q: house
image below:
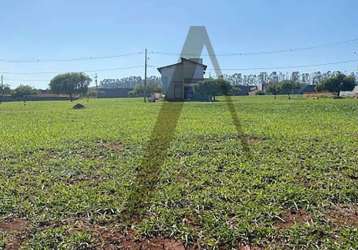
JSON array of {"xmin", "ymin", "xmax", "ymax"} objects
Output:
[
  {"xmin": 157, "ymin": 58, "xmax": 207, "ymax": 101},
  {"xmin": 96, "ymin": 88, "xmax": 133, "ymax": 98},
  {"xmin": 228, "ymin": 85, "xmax": 258, "ymax": 96},
  {"xmin": 298, "ymin": 84, "xmax": 316, "ymax": 94},
  {"xmin": 340, "ymin": 86, "xmax": 358, "ymax": 97}
]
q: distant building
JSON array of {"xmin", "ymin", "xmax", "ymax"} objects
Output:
[
  {"xmin": 157, "ymin": 57, "xmax": 207, "ymax": 100},
  {"xmin": 100, "ymin": 78, "xmax": 138, "ymax": 89},
  {"xmin": 299, "ymin": 84, "xmax": 316, "ymax": 94},
  {"xmin": 340, "ymin": 86, "xmax": 358, "ymax": 97},
  {"xmin": 236, "ymin": 85, "xmax": 258, "ymax": 96},
  {"xmin": 97, "ymin": 88, "xmax": 133, "ymax": 98}
]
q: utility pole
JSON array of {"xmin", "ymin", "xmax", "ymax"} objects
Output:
[
  {"xmin": 94, "ymin": 74, "xmax": 98, "ymax": 98},
  {"xmin": 0, "ymin": 75, "xmax": 3, "ymax": 104},
  {"xmin": 144, "ymin": 48, "xmax": 148, "ymax": 103}
]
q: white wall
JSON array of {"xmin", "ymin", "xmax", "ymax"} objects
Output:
[{"xmin": 340, "ymin": 86, "xmax": 358, "ymax": 97}]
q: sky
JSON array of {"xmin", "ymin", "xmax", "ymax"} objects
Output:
[{"xmin": 1, "ymin": 0, "xmax": 358, "ymax": 88}]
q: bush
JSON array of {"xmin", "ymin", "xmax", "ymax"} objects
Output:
[
  {"xmin": 193, "ymin": 79, "xmax": 232, "ymax": 101},
  {"xmin": 267, "ymin": 81, "xmax": 303, "ymax": 95},
  {"xmin": 256, "ymin": 90, "xmax": 265, "ymax": 95},
  {"xmin": 316, "ymin": 73, "xmax": 356, "ymax": 96},
  {"xmin": 12, "ymin": 85, "xmax": 38, "ymax": 98}
]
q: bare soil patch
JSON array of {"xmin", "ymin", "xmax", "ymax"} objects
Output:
[
  {"xmin": 275, "ymin": 209, "xmax": 312, "ymax": 229},
  {"xmin": 97, "ymin": 140, "xmax": 124, "ymax": 153},
  {"xmin": 70, "ymin": 220, "xmax": 186, "ymax": 249},
  {"xmin": 0, "ymin": 218, "xmax": 28, "ymax": 233},
  {"xmin": 0, "ymin": 218, "xmax": 30, "ymax": 250},
  {"xmin": 122, "ymin": 238, "xmax": 186, "ymax": 250},
  {"xmin": 327, "ymin": 205, "xmax": 358, "ymax": 227},
  {"xmin": 237, "ymin": 244, "xmax": 262, "ymax": 250},
  {"xmin": 245, "ymin": 135, "xmax": 267, "ymax": 145}
]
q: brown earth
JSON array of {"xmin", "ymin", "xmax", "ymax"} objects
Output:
[
  {"xmin": 0, "ymin": 218, "xmax": 30, "ymax": 250},
  {"xmin": 327, "ymin": 205, "xmax": 358, "ymax": 227},
  {"xmin": 0, "ymin": 218, "xmax": 28, "ymax": 233},
  {"xmin": 275, "ymin": 209, "xmax": 312, "ymax": 229},
  {"xmin": 70, "ymin": 220, "xmax": 187, "ymax": 250}
]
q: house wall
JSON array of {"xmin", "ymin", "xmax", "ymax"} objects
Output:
[
  {"xmin": 340, "ymin": 86, "xmax": 358, "ymax": 97},
  {"xmin": 183, "ymin": 62, "xmax": 205, "ymax": 82},
  {"xmin": 160, "ymin": 67, "xmax": 178, "ymax": 94},
  {"xmin": 160, "ymin": 61, "xmax": 205, "ymax": 100},
  {"xmin": 160, "ymin": 65, "xmax": 183, "ymax": 100}
]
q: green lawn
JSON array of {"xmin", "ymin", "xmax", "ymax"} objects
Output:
[{"xmin": 0, "ymin": 96, "xmax": 357, "ymax": 249}]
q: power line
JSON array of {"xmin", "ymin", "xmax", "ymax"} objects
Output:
[
  {"xmin": 0, "ymin": 52, "xmax": 143, "ymax": 64},
  {"xmin": 149, "ymin": 59, "xmax": 358, "ymax": 72},
  {"xmin": 1, "ymin": 37, "xmax": 357, "ymax": 64},
  {"xmin": 1, "ymin": 58, "xmax": 357, "ymax": 78},
  {"xmin": 204, "ymin": 59, "xmax": 358, "ymax": 71},
  {"xmin": 150, "ymin": 37, "xmax": 358, "ymax": 57},
  {"xmin": 0, "ymin": 65, "xmax": 144, "ymax": 75},
  {"xmin": 5, "ymin": 78, "xmax": 50, "ymax": 82},
  {"xmin": 160, "ymin": 59, "xmax": 357, "ymax": 72}
]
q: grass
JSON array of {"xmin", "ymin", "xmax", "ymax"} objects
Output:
[{"xmin": 0, "ymin": 96, "xmax": 357, "ymax": 249}]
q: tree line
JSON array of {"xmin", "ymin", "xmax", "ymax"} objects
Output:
[
  {"xmin": 0, "ymin": 73, "xmax": 92, "ymax": 102},
  {"xmin": 1, "ymin": 84, "xmax": 38, "ymax": 99},
  {"xmin": 264, "ymin": 72, "xmax": 356, "ymax": 97},
  {"xmin": 189, "ymin": 72, "xmax": 356, "ymax": 101},
  {"xmin": 1, "ymin": 72, "xmax": 356, "ymax": 103}
]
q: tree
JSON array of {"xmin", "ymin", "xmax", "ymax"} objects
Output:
[
  {"xmin": 316, "ymin": 73, "xmax": 356, "ymax": 96},
  {"xmin": 280, "ymin": 80, "xmax": 301, "ymax": 94},
  {"xmin": 267, "ymin": 80, "xmax": 303, "ymax": 99},
  {"xmin": 267, "ymin": 82, "xmax": 280, "ymax": 99},
  {"xmin": 129, "ymin": 83, "xmax": 162, "ymax": 97},
  {"xmin": 49, "ymin": 73, "xmax": 92, "ymax": 101},
  {"xmin": 12, "ymin": 85, "xmax": 38, "ymax": 98},
  {"xmin": 255, "ymin": 90, "xmax": 265, "ymax": 96},
  {"xmin": 0, "ymin": 84, "xmax": 11, "ymax": 95},
  {"xmin": 0, "ymin": 84, "xmax": 12, "ymax": 103},
  {"xmin": 194, "ymin": 79, "xmax": 232, "ymax": 101}
]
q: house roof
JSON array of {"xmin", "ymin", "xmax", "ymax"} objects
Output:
[
  {"xmin": 157, "ymin": 57, "xmax": 207, "ymax": 72},
  {"xmin": 300, "ymin": 84, "xmax": 316, "ymax": 93}
]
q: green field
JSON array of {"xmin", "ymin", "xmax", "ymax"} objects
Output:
[{"xmin": 0, "ymin": 96, "xmax": 357, "ymax": 249}]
